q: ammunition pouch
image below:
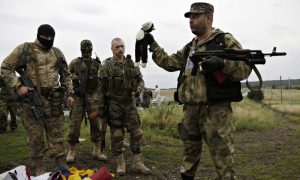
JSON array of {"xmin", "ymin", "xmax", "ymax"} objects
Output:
[
  {"xmin": 50, "ymin": 90, "xmax": 64, "ymax": 117},
  {"xmin": 178, "ymin": 123, "xmax": 201, "ymax": 141},
  {"xmin": 86, "ymin": 75, "xmax": 99, "ymax": 92},
  {"xmin": 205, "ymin": 74, "xmax": 242, "ymax": 103}
]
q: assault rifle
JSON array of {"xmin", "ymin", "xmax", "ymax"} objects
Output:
[
  {"xmin": 189, "ymin": 47, "xmax": 287, "ymax": 76},
  {"xmin": 10, "ymin": 69, "xmax": 48, "ymax": 128}
]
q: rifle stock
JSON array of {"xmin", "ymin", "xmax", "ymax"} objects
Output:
[{"xmin": 189, "ymin": 47, "xmax": 286, "ymax": 76}]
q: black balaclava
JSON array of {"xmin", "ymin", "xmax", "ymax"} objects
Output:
[
  {"xmin": 37, "ymin": 24, "xmax": 55, "ymax": 50},
  {"xmin": 80, "ymin": 39, "xmax": 93, "ymax": 58}
]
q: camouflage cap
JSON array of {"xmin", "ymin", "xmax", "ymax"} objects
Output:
[{"xmin": 184, "ymin": 2, "xmax": 214, "ymax": 18}]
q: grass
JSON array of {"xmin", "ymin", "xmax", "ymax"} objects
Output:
[
  {"xmin": 232, "ymin": 99, "xmax": 281, "ymax": 131},
  {"xmin": 1, "ymin": 88, "xmax": 300, "ymax": 179}
]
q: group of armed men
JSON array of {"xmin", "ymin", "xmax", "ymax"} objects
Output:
[{"xmin": 0, "ymin": 2, "xmax": 253, "ymax": 180}]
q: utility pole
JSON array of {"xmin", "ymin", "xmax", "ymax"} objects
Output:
[{"xmin": 280, "ymin": 76, "xmax": 282, "ymax": 104}]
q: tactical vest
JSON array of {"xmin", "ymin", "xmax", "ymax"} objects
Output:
[
  {"xmin": 18, "ymin": 42, "xmax": 66, "ymax": 89},
  {"xmin": 105, "ymin": 56, "xmax": 139, "ymax": 100},
  {"xmin": 73, "ymin": 57, "xmax": 100, "ymax": 95},
  {"xmin": 177, "ymin": 33, "xmax": 242, "ymax": 104}
]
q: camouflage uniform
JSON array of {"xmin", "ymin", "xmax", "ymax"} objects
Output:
[
  {"xmin": 0, "ymin": 76, "xmax": 9, "ymax": 133},
  {"xmin": 68, "ymin": 57, "xmax": 101, "ymax": 145},
  {"xmin": 0, "ymin": 76, "xmax": 17, "ymax": 133},
  {"xmin": 141, "ymin": 88, "xmax": 152, "ymax": 108},
  {"xmin": 149, "ymin": 28, "xmax": 251, "ymax": 178},
  {"xmin": 99, "ymin": 56, "xmax": 144, "ymax": 155},
  {"xmin": 1, "ymin": 38, "xmax": 73, "ymax": 172}
]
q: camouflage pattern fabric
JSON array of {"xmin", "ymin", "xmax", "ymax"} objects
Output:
[
  {"xmin": 0, "ymin": 99, "xmax": 8, "ymax": 133},
  {"xmin": 7, "ymin": 98, "xmax": 18, "ymax": 131},
  {"xmin": 67, "ymin": 57, "xmax": 101, "ymax": 145},
  {"xmin": 0, "ymin": 39, "xmax": 73, "ymax": 160},
  {"xmin": 149, "ymin": 28, "xmax": 251, "ymax": 104},
  {"xmin": 20, "ymin": 96, "xmax": 65, "ymax": 159},
  {"xmin": 0, "ymin": 77, "xmax": 8, "ymax": 133},
  {"xmin": 141, "ymin": 88, "xmax": 152, "ymax": 108},
  {"xmin": 1, "ymin": 40, "xmax": 73, "ymax": 94},
  {"xmin": 109, "ymin": 99, "xmax": 141, "ymax": 155},
  {"xmin": 149, "ymin": 28, "xmax": 251, "ymax": 179},
  {"xmin": 0, "ymin": 76, "xmax": 17, "ymax": 132},
  {"xmin": 99, "ymin": 56, "xmax": 144, "ymax": 155},
  {"xmin": 180, "ymin": 103, "xmax": 235, "ymax": 179}
]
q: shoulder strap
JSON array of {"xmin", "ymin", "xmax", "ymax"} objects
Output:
[
  {"xmin": 18, "ymin": 42, "xmax": 35, "ymax": 70},
  {"xmin": 179, "ymin": 38, "xmax": 194, "ymax": 78},
  {"xmin": 206, "ymin": 33, "xmax": 225, "ymax": 50}
]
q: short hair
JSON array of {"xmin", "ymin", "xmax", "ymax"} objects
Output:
[{"xmin": 111, "ymin": 38, "xmax": 124, "ymax": 48}]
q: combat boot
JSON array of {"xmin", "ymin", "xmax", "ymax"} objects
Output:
[
  {"xmin": 66, "ymin": 144, "xmax": 76, "ymax": 163},
  {"xmin": 131, "ymin": 154, "xmax": 151, "ymax": 174},
  {"xmin": 181, "ymin": 173, "xmax": 194, "ymax": 180},
  {"xmin": 116, "ymin": 153, "xmax": 126, "ymax": 176},
  {"xmin": 55, "ymin": 155, "xmax": 68, "ymax": 169},
  {"xmin": 33, "ymin": 158, "xmax": 45, "ymax": 176},
  {"xmin": 92, "ymin": 142, "xmax": 107, "ymax": 161}
]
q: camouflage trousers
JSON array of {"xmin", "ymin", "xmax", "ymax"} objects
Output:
[
  {"xmin": 109, "ymin": 99, "xmax": 142, "ymax": 155},
  {"xmin": 7, "ymin": 101, "xmax": 18, "ymax": 130},
  {"xmin": 20, "ymin": 96, "xmax": 65, "ymax": 160},
  {"xmin": 67, "ymin": 96, "xmax": 101, "ymax": 145},
  {"xmin": 179, "ymin": 103, "xmax": 236, "ymax": 179},
  {"xmin": 0, "ymin": 100, "xmax": 17, "ymax": 132},
  {"xmin": 0, "ymin": 99, "xmax": 8, "ymax": 132}
]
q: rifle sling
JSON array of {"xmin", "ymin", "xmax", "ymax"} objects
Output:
[{"xmin": 246, "ymin": 65, "xmax": 263, "ymax": 91}]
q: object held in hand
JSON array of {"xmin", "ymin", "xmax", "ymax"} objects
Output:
[{"xmin": 135, "ymin": 21, "xmax": 155, "ymax": 68}]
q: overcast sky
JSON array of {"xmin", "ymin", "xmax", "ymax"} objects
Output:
[{"xmin": 0, "ymin": 0, "xmax": 298, "ymax": 88}]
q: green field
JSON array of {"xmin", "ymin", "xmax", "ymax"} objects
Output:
[{"xmin": 0, "ymin": 88, "xmax": 299, "ymax": 179}]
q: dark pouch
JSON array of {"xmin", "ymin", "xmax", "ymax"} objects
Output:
[{"xmin": 50, "ymin": 91, "xmax": 64, "ymax": 116}]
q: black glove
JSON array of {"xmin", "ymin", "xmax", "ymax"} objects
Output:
[
  {"xmin": 201, "ymin": 56, "xmax": 225, "ymax": 73},
  {"xmin": 143, "ymin": 33, "xmax": 155, "ymax": 45}
]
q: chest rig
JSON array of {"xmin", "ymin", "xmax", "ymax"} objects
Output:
[
  {"xmin": 73, "ymin": 57, "xmax": 100, "ymax": 95},
  {"xmin": 105, "ymin": 56, "xmax": 138, "ymax": 99},
  {"xmin": 177, "ymin": 33, "xmax": 243, "ymax": 104}
]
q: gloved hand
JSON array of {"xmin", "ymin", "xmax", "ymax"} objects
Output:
[
  {"xmin": 201, "ymin": 56, "xmax": 225, "ymax": 73},
  {"xmin": 88, "ymin": 111, "xmax": 98, "ymax": 120},
  {"xmin": 133, "ymin": 89, "xmax": 141, "ymax": 98},
  {"xmin": 143, "ymin": 33, "xmax": 155, "ymax": 45}
]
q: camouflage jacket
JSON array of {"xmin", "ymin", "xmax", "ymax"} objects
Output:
[
  {"xmin": 149, "ymin": 28, "xmax": 252, "ymax": 104},
  {"xmin": 0, "ymin": 39, "xmax": 73, "ymax": 94},
  {"xmin": 98, "ymin": 56, "xmax": 144, "ymax": 107},
  {"xmin": 69, "ymin": 57, "xmax": 100, "ymax": 96}
]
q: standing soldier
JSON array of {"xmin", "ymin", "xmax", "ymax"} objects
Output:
[
  {"xmin": 0, "ymin": 24, "xmax": 74, "ymax": 175},
  {"xmin": 141, "ymin": 87, "xmax": 152, "ymax": 108},
  {"xmin": 143, "ymin": 2, "xmax": 252, "ymax": 179},
  {"xmin": 0, "ymin": 75, "xmax": 17, "ymax": 133},
  {"xmin": 99, "ymin": 38, "xmax": 151, "ymax": 176},
  {"xmin": 0, "ymin": 75, "xmax": 9, "ymax": 133},
  {"xmin": 66, "ymin": 39, "xmax": 107, "ymax": 163}
]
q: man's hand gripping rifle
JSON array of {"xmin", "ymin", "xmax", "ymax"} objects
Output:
[
  {"xmin": 190, "ymin": 47, "xmax": 287, "ymax": 76},
  {"xmin": 10, "ymin": 69, "xmax": 48, "ymax": 128}
]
